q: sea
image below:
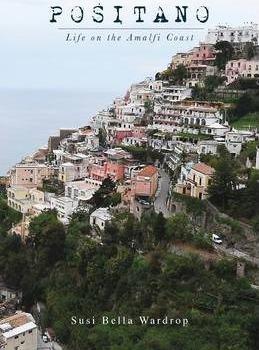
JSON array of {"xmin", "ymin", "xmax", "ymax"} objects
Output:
[{"xmin": 0, "ymin": 89, "xmax": 117, "ymax": 175}]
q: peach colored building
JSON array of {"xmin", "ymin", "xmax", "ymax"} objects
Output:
[
  {"xmin": 132, "ymin": 126, "xmax": 147, "ymax": 139},
  {"xmin": 105, "ymin": 148, "xmax": 132, "ymax": 181},
  {"xmin": 133, "ymin": 165, "xmax": 159, "ymax": 198},
  {"xmin": 106, "ymin": 160, "xmax": 125, "ymax": 181},
  {"xmin": 10, "ymin": 163, "xmax": 51, "ymax": 189},
  {"xmin": 89, "ymin": 159, "xmax": 107, "ymax": 182}
]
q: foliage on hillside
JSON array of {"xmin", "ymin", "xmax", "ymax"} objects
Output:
[
  {"xmin": 0, "ymin": 197, "xmax": 22, "ymax": 234},
  {"xmin": 0, "ymin": 207, "xmax": 259, "ymax": 349},
  {"xmin": 206, "ymin": 147, "xmax": 259, "ymax": 225},
  {"xmin": 121, "ymin": 145, "xmax": 164, "ymax": 163},
  {"xmin": 231, "ymin": 113, "xmax": 259, "ymax": 130},
  {"xmin": 156, "ymin": 64, "xmax": 188, "ymax": 84},
  {"xmin": 228, "ymin": 92, "xmax": 259, "ymax": 124}
]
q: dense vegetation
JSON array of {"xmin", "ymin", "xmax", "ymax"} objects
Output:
[
  {"xmin": 156, "ymin": 64, "xmax": 188, "ymax": 84},
  {"xmin": 0, "ymin": 196, "xmax": 22, "ymax": 235},
  {"xmin": 0, "ymin": 200, "xmax": 259, "ymax": 349},
  {"xmin": 205, "ymin": 146, "xmax": 259, "ymax": 230},
  {"xmin": 227, "ymin": 92, "xmax": 259, "ymax": 129},
  {"xmin": 121, "ymin": 145, "xmax": 164, "ymax": 163}
]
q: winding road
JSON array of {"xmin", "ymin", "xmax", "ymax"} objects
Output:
[{"xmin": 154, "ymin": 170, "xmax": 171, "ymax": 218}]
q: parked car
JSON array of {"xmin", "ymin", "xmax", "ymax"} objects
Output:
[
  {"xmin": 138, "ymin": 199, "xmax": 150, "ymax": 206},
  {"xmin": 212, "ymin": 234, "xmax": 223, "ymax": 244},
  {"xmin": 42, "ymin": 334, "xmax": 48, "ymax": 343}
]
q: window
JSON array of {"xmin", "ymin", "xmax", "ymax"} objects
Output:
[{"xmin": 28, "ymin": 330, "xmax": 32, "ymax": 334}]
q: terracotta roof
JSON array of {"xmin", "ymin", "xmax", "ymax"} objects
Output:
[
  {"xmin": 0, "ymin": 313, "xmax": 28, "ymax": 328},
  {"xmin": 192, "ymin": 163, "xmax": 215, "ymax": 176},
  {"xmin": 138, "ymin": 165, "xmax": 158, "ymax": 177}
]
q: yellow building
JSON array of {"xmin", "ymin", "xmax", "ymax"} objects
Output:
[{"xmin": 176, "ymin": 163, "xmax": 215, "ymax": 200}]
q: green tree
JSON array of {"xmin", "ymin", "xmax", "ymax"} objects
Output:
[
  {"xmin": 90, "ymin": 177, "xmax": 117, "ymax": 208},
  {"xmin": 215, "ymin": 41, "xmax": 234, "ymax": 70},
  {"xmin": 173, "ymin": 64, "xmax": 188, "ymax": 84},
  {"xmin": 153, "ymin": 212, "xmax": 166, "ymax": 243},
  {"xmin": 208, "ymin": 152, "xmax": 240, "ymax": 209},
  {"xmin": 98, "ymin": 128, "xmax": 107, "ymax": 147},
  {"xmin": 165, "ymin": 213, "xmax": 192, "ymax": 241},
  {"xmin": 28, "ymin": 210, "xmax": 66, "ymax": 272}
]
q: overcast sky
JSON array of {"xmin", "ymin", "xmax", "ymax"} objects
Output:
[{"xmin": 0, "ymin": 0, "xmax": 259, "ymax": 94}]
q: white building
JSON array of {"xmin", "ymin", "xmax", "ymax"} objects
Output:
[
  {"xmin": 65, "ymin": 178, "xmax": 101, "ymax": 202},
  {"xmin": 156, "ymin": 86, "xmax": 192, "ymax": 103},
  {"xmin": 153, "ymin": 101, "xmax": 223, "ymax": 133},
  {"xmin": 90, "ymin": 208, "xmax": 112, "ymax": 231},
  {"xmin": 203, "ymin": 123, "xmax": 230, "ymax": 137},
  {"xmin": 0, "ymin": 312, "xmax": 37, "ymax": 350},
  {"xmin": 225, "ymin": 132, "xmax": 243, "ymax": 156},
  {"xmin": 197, "ymin": 140, "xmax": 219, "ymax": 155},
  {"xmin": 50, "ymin": 196, "xmax": 78, "ymax": 223},
  {"xmin": 206, "ymin": 23, "xmax": 259, "ymax": 45},
  {"xmin": 225, "ymin": 130, "xmax": 255, "ymax": 156}
]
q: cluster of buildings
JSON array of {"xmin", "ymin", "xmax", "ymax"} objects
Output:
[
  {"xmin": 2, "ymin": 24, "xmax": 259, "ymax": 349},
  {"xmin": 170, "ymin": 22, "xmax": 259, "ymax": 87},
  {"xmin": 5, "ymin": 23, "xmax": 259, "ymax": 237},
  {"xmin": 205, "ymin": 23, "xmax": 259, "ymax": 46},
  {"xmin": 0, "ymin": 281, "xmax": 38, "ymax": 350},
  {"xmin": 169, "ymin": 43, "xmax": 218, "ymax": 87},
  {"xmin": 7, "ymin": 134, "xmax": 161, "ymax": 234}
]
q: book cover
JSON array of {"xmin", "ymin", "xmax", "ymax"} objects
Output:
[{"xmin": 0, "ymin": 1, "xmax": 259, "ymax": 349}]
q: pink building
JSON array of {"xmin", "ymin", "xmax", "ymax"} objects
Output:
[
  {"xmin": 190, "ymin": 43, "xmax": 217, "ymax": 66},
  {"xmin": 226, "ymin": 59, "xmax": 259, "ymax": 85},
  {"xmin": 89, "ymin": 149, "xmax": 132, "ymax": 182},
  {"xmin": 115, "ymin": 129, "xmax": 133, "ymax": 144},
  {"xmin": 10, "ymin": 163, "xmax": 51, "ymax": 189},
  {"xmin": 171, "ymin": 43, "xmax": 216, "ymax": 70},
  {"xmin": 133, "ymin": 165, "xmax": 159, "ymax": 198}
]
